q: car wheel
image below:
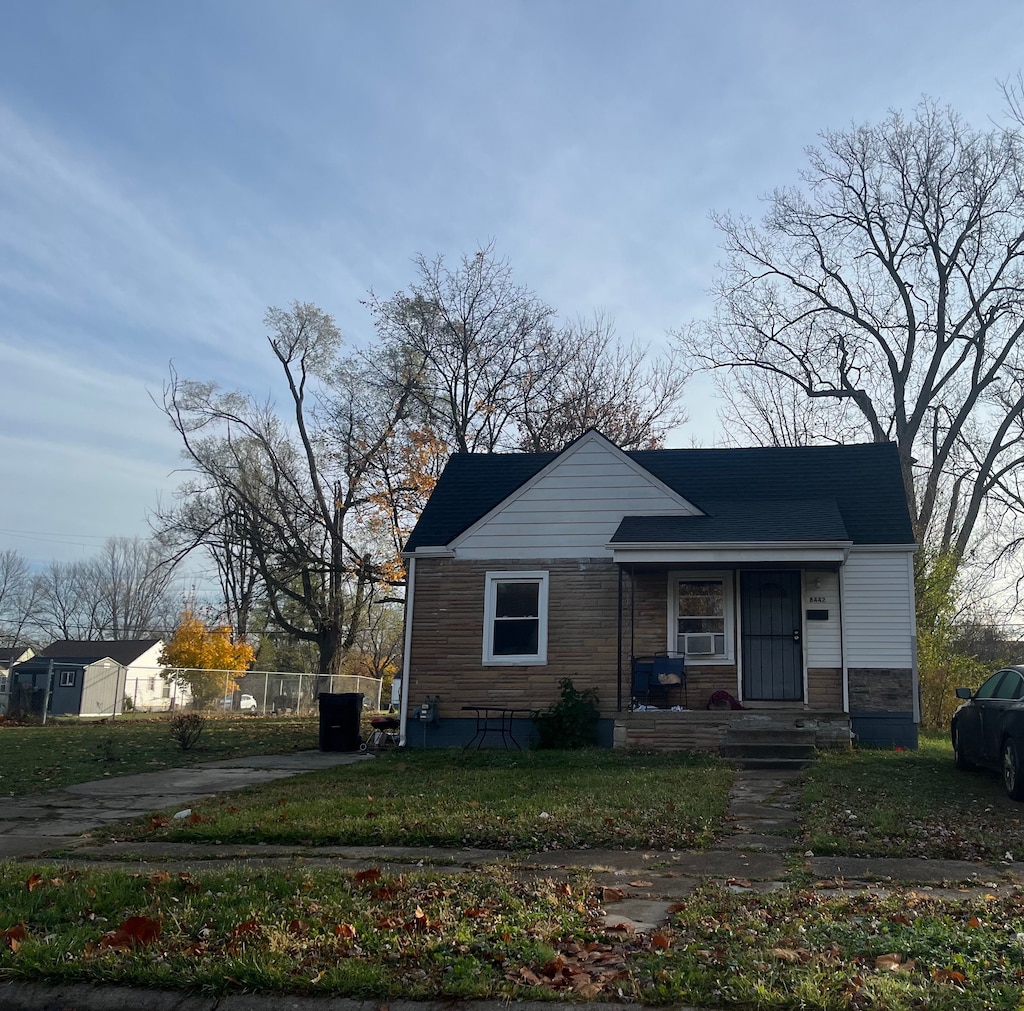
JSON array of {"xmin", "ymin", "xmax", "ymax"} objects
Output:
[
  {"xmin": 1002, "ymin": 738, "xmax": 1024, "ymax": 801},
  {"xmin": 952, "ymin": 724, "xmax": 974, "ymax": 770}
]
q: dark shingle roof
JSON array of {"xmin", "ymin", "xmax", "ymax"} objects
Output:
[
  {"xmin": 36, "ymin": 640, "xmax": 161, "ymax": 665},
  {"xmin": 611, "ymin": 499, "xmax": 850, "ymax": 544},
  {"xmin": 404, "ymin": 441, "xmax": 914, "ymax": 550}
]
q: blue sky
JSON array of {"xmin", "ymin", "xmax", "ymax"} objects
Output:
[{"xmin": 2, "ymin": 0, "xmax": 1023, "ymax": 567}]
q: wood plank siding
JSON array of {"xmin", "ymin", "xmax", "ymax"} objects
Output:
[{"xmin": 453, "ymin": 438, "xmax": 697, "ymax": 560}]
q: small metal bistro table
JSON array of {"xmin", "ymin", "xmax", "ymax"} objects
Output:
[{"xmin": 461, "ymin": 705, "xmax": 537, "ymax": 750}]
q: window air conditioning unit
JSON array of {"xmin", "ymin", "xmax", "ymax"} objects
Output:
[{"xmin": 683, "ymin": 633, "xmax": 715, "ymax": 656}]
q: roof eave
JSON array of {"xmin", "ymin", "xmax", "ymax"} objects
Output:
[{"xmin": 610, "ymin": 540, "xmax": 854, "ymax": 564}]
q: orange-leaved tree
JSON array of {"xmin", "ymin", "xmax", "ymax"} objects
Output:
[{"xmin": 160, "ymin": 610, "xmax": 255, "ymax": 707}]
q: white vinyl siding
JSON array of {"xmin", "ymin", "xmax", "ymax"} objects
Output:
[
  {"xmin": 455, "ymin": 435, "xmax": 698, "ymax": 559},
  {"xmin": 804, "ymin": 571, "xmax": 841, "ymax": 667},
  {"xmin": 842, "ymin": 549, "xmax": 916, "ymax": 667}
]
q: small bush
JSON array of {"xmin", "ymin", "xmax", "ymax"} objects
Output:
[
  {"xmin": 534, "ymin": 678, "xmax": 600, "ymax": 749},
  {"xmin": 169, "ymin": 713, "xmax": 205, "ymax": 751}
]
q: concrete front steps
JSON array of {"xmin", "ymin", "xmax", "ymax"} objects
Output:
[{"xmin": 720, "ymin": 725, "xmax": 818, "ymax": 769}]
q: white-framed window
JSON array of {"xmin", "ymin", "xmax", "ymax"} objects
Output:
[
  {"xmin": 58, "ymin": 668, "xmax": 76, "ymax": 687},
  {"xmin": 669, "ymin": 571, "xmax": 734, "ymax": 663},
  {"xmin": 0, "ymin": 674, "xmax": 7, "ymax": 693},
  {"xmin": 483, "ymin": 570, "xmax": 549, "ymax": 665}
]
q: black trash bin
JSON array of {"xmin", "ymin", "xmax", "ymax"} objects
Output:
[{"xmin": 318, "ymin": 692, "xmax": 363, "ymax": 752}]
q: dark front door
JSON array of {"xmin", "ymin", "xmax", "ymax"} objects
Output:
[{"xmin": 740, "ymin": 570, "xmax": 803, "ymax": 701}]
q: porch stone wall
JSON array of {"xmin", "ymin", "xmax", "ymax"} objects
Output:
[
  {"xmin": 615, "ymin": 709, "xmax": 852, "ymax": 752},
  {"xmin": 409, "ymin": 557, "xmax": 621, "ymax": 715},
  {"xmin": 848, "ymin": 667, "xmax": 913, "ymax": 712}
]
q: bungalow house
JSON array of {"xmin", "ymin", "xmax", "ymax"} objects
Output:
[
  {"xmin": 10, "ymin": 639, "xmax": 165, "ymax": 718},
  {"xmin": 397, "ymin": 431, "xmax": 919, "ymax": 753}
]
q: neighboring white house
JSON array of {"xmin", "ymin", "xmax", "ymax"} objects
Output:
[{"xmin": 0, "ymin": 646, "xmax": 35, "ymax": 714}]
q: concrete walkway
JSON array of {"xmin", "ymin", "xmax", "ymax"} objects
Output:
[
  {"xmin": 0, "ymin": 751, "xmax": 371, "ymax": 859},
  {"xmin": 2, "ymin": 756, "xmax": 1024, "ymax": 1010},
  {"xmin": 3, "ymin": 757, "xmax": 1022, "ymax": 923}
]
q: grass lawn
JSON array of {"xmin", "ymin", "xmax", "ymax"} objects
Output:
[
  {"xmin": 112, "ymin": 748, "xmax": 733, "ymax": 851},
  {"xmin": 2, "ymin": 862, "xmax": 1023, "ymax": 1008},
  {"xmin": 0, "ymin": 716, "xmax": 319, "ymax": 796},
  {"xmin": 801, "ymin": 733, "xmax": 1024, "ymax": 861}
]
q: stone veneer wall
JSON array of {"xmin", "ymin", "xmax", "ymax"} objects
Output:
[
  {"xmin": 409, "ymin": 557, "xmax": 621, "ymax": 714},
  {"xmin": 847, "ymin": 668, "xmax": 914, "ymax": 712}
]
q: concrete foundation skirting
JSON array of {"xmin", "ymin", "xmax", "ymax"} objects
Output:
[{"xmin": 614, "ymin": 709, "xmax": 852, "ymax": 753}]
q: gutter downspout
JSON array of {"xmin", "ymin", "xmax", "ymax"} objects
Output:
[
  {"xmin": 908, "ymin": 551, "xmax": 920, "ymax": 726},
  {"xmin": 839, "ymin": 563, "xmax": 849, "ymax": 715},
  {"xmin": 398, "ymin": 555, "xmax": 416, "ymax": 747}
]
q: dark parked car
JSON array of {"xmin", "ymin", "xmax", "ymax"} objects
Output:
[{"xmin": 951, "ymin": 665, "xmax": 1024, "ymax": 800}]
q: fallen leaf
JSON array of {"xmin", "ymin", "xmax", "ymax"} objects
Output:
[
  {"xmin": 99, "ymin": 915, "xmax": 163, "ymax": 950},
  {"xmin": 651, "ymin": 933, "xmax": 671, "ymax": 950},
  {"xmin": 604, "ymin": 922, "xmax": 635, "ymax": 933},
  {"xmin": 333, "ymin": 923, "xmax": 357, "ymax": 938},
  {"xmin": 968, "ymin": 915, "xmax": 983, "ymax": 928},
  {"xmin": 629, "ymin": 880, "xmax": 653, "ymax": 888},
  {"xmin": 726, "ymin": 876, "xmax": 752, "ymax": 888},
  {"xmin": 931, "ymin": 967, "xmax": 966, "ymax": 985},
  {"xmin": 4, "ymin": 923, "xmax": 27, "ymax": 951},
  {"xmin": 25, "ymin": 874, "xmax": 43, "ymax": 892},
  {"xmin": 231, "ymin": 919, "xmax": 261, "ymax": 939},
  {"xmin": 354, "ymin": 868, "xmax": 382, "ymax": 884},
  {"xmin": 771, "ymin": 947, "xmax": 802, "ymax": 963},
  {"xmin": 875, "ymin": 953, "xmax": 915, "ymax": 972},
  {"xmin": 601, "ymin": 886, "xmax": 626, "ymax": 903}
]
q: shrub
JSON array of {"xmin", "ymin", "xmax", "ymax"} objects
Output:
[
  {"xmin": 169, "ymin": 712, "xmax": 205, "ymax": 751},
  {"xmin": 534, "ymin": 678, "xmax": 600, "ymax": 749}
]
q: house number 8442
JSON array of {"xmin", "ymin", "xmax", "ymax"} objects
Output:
[{"xmin": 809, "ymin": 595, "xmax": 826, "ymax": 603}]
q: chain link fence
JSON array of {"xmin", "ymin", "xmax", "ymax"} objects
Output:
[
  {"xmin": 5, "ymin": 663, "xmax": 383, "ymax": 720},
  {"xmin": 125, "ymin": 667, "xmax": 383, "ymax": 715}
]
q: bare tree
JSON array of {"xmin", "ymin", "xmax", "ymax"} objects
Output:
[
  {"xmin": 513, "ymin": 313, "xmax": 688, "ymax": 451},
  {"xmin": 156, "ymin": 485, "xmax": 264, "ymax": 639},
  {"xmin": 370, "ymin": 245, "xmax": 689, "ymax": 456},
  {"xmin": 87, "ymin": 537, "xmax": 179, "ymax": 638},
  {"xmin": 0, "ymin": 549, "xmax": 36, "ymax": 646},
  {"xmin": 675, "ymin": 100, "xmax": 1024, "ymax": 566},
  {"xmin": 27, "ymin": 538, "xmax": 177, "ymax": 641},
  {"xmin": 366, "ymin": 243, "xmax": 557, "ymax": 453},
  {"xmin": 161, "ymin": 303, "xmax": 416, "ymax": 675},
  {"xmin": 714, "ymin": 368, "xmax": 863, "ymax": 448}
]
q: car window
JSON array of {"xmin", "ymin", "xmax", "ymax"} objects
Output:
[
  {"xmin": 974, "ymin": 671, "xmax": 1007, "ymax": 700},
  {"xmin": 995, "ymin": 670, "xmax": 1024, "ymax": 700}
]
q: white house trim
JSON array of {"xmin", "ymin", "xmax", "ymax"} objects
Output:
[{"xmin": 612, "ymin": 544, "xmax": 852, "ymax": 564}]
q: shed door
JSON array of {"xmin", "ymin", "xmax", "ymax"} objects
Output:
[{"xmin": 740, "ymin": 570, "xmax": 803, "ymax": 701}]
